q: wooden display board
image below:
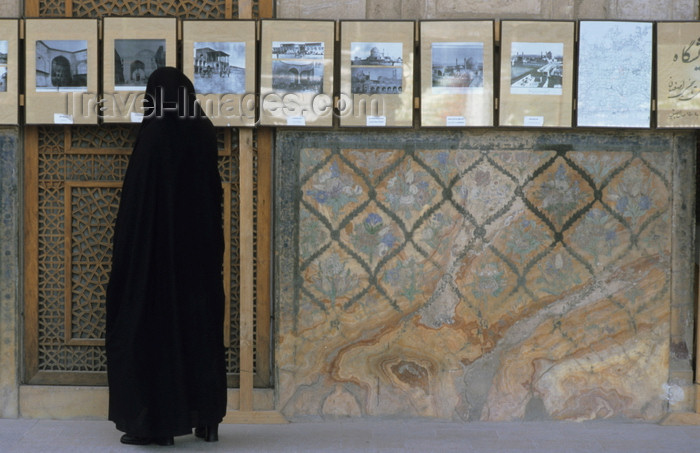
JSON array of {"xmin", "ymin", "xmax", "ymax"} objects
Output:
[
  {"xmin": 339, "ymin": 21, "xmax": 414, "ymax": 127},
  {"xmin": 102, "ymin": 17, "xmax": 177, "ymax": 123},
  {"xmin": 499, "ymin": 20, "xmax": 574, "ymax": 127},
  {"xmin": 25, "ymin": 19, "xmax": 99, "ymax": 125},
  {"xmin": 420, "ymin": 20, "xmax": 494, "ymax": 127},
  {"xmin": 183, "ymin": 20, "xmax": 257, "ymax": 127},
  {"xmin": 260, "ymin": 20, "xmax": 335, "ymax": 127},
  {"xmin": 0, "ymin": 19, "xmax": 18, "ymax": 125}
]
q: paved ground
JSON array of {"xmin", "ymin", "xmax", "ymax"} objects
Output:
[{"xmin": 1, "ymin": 418, "xmax": 700, "ymax": 452}]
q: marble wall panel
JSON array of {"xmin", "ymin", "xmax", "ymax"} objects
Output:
[
  {"xmin": 0, "ymin": 127, "xmax": 20, "ymax": 418},
  {"xmin": 275, "ymin": 130, "xmax": 690, "ymax": 421}
]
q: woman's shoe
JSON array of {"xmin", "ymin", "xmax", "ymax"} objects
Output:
[
  {"xmin": 120, "ymin": 434, "xmax": 152, "ymax": 445},
  {"xmin": 120, "ymin": 434, "xmax": 174, "ymax": 446},
  {"xmin": 195, "ymin": 424, "xmax": 219, "ymax": 442}
]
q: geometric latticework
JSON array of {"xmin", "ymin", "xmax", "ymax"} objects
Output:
[
  {"xmin": 33, "ymin": 124, "xmax": 251, "ymax": 385},
  {"xmin": 71, "ymin": 0, "xmax": 232, "ymax": 18}
]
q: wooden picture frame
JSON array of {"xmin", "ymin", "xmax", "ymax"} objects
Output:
[
  {"xmin": 260, "ymin": 20, "xmax": 335, "ymax": 127},
  {"xmin": 340, "ymin": 21, "xmax": 414, "ymax": 127},
  {"xmin": 183, "ymin": 20, "xmax": 256, "ymax": 128},
  {"xmin": 499, "ymin": 20, "xmax": 574, "ymax": 127},
  {"xmin": 420, "ymin": 20, "xmax": 494, "ymax": 127},
  {"xmin": 657, "ymin": 21, "xmax": 700, "ymax": 128},
  {"xmin": 102, "ymin": 17, "xmax": 177, "ymax": 124},
  {"xmin": 577, "ymin": 20, "xmax": 653, "ymax": 128},
  {"xmin": 25, "ymin": 19, "xmax": 98, "ymax": 125},
  {"xmin": 0, "ymin": 19, "xmax": 18, "ymax": 125}
]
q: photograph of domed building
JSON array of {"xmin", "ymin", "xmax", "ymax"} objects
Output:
[
  {"xmin": 350, "ymin": 42, "xmax": 403, "ymax": 94},
  {"xmin": 114, "ymin": 39, "xmax": 165, "ymax": 90},
  {"xmin": 431, "ymin": 42, "xmax": 484, "ymax": 94},
  {"xmin": 35, "ymin": 40, "xmax": 87, "ymax": 91}
]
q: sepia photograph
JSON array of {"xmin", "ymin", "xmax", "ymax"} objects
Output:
[
  {"xmin": 35, "ymin": 40, "xmax": 88, "ymax": 92},
  {"xmin": 510, "ymin": 42, "xmax": 563, "ymax": 95},
  {"xmin": 351, "ymin": 66, "xmax": 403, "ymax": 94},
  {"xmin": 431, "ymin": 42, "xmax": 484, "ymax": 94},
  {"xmin": 194, "ymin": 41, "xmax": 245, "ymax": 94},
  {"xmin": 271, "ymin": 41, "xmax": 324, "ymax": 93},
  {"xmin": 272, "ymin": 41, "xmax": 323, "ymax": 59},
  {"xmin": 351, "ymin": 42, "xmax": 402, "ymax": 66},
  {"xmin": 114, "ymin": 39, "xmax": 165, "ymax": 90}
]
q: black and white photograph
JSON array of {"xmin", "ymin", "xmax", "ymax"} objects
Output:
[
  {"xmin": 194, "ymin": 41, "xmax": 245, "ymax": 94},
  {"xmin": 0, "ymin": 40, "xmax": 7, "ymax": 93},
  {"xmin": 510, "ymin": 42, "xmax": 563, "ymax": 95},
  {"xmin": 351, "ymin": 42, "xmax": 402, "ymax": 66},
  {"xmin": 351, "ymin": 66, "xmax": 403, "ymax": 94},
  {"xmin": 431, "ymin": 42, "xmax": 484, "ymax": 94},
  {"xmin": 114, "ymin": 39, "xmax": 165, "ymax": 90},
  {"xmin": 35, "ymin": 40, "xmax": 88, "ymax": 92},
  {"xmin": 271, "ymin": 41, "xmax": 324, "ymax": 93},
  {"xmin": 272, "ymin": 41, "xmax": 323, "ymax": 59}
]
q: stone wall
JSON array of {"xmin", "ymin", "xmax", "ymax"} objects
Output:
[{"xmin": 277, "ymin": 0, "xmax": 697, "ymax": 20}]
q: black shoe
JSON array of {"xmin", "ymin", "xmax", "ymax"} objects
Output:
[
  {"xmin": 120, "ymin": 434, "xmax": 152, "ymax": 445},
  {"xmin": 120, "ymin": 434, "xmax": 174, "ymax": 446},
  {"xmin": 195, "ymin": 424, "xmax": 219, "ymax": 442}
]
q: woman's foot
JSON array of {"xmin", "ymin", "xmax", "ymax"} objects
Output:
[
  {"xmin": 194, "ymin": 424, "xmax": 219, "ymax": 442},
  {"xmin": 120, "ymin": 434, "xmax": 174, "ymax": 446}
]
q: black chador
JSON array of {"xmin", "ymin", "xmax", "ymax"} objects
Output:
[{"xmin": 106, "ymin": 67, "xmax": 227, "ymax": 446}]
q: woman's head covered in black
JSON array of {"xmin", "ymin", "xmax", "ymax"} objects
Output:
[{"xmin": 142, "ymin": 67, "xmax": 200, "ymax": 121}]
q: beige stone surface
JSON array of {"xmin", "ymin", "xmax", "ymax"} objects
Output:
[
  {"xmin": 0, "ymin": 0, "xmax": 20, "ymax": 17},
  {"xmin": 435, "ymin": 0, "xmax": 543, "ymax": 17},
  {"xmin": 367, "ymin": 0, "xmax": 401, "ymax": 19},
  {"xmin": 575, "ymin": 0, "xmax": 608, "ymax": 18},
  {"xmin": 277, "ymin": 0, "xmax": 366, "ymax": 19}
]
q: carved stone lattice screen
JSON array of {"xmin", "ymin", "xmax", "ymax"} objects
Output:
[{"xmin": 26, "ymin": 125, "xmax": 264, "ymax": 386}]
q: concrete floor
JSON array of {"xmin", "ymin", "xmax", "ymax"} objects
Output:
[{"xmin": 1, "ymin": 418, "xmax": 699, "ymax": 452}]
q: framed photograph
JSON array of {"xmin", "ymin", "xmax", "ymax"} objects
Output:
[
  {"xmin": 420, "ymin": 20, "xmax": 494, "ymax": 127},
  {"xmin": 498, "ymin": 20, "xmax": 574, "ymax": 127},
  {"xmin": 340, "ymin": 21, "xmax": 414, "ymax": 127},
  {"xmin": 102, "ymin": 17, "xmax": 177, "ymax": 123},
  {"xmin": 25, "ymin": 19, "xmax": 98, "ymax": 124},
  {"xmin": 183, "ymin": 20, "xmax": 256, "ymax": 127},
  {"xmin": 577, "ymin": 20, "xmax": 653, "ymax": 128},
  {"xmin": 260, "ymin": 20, "xmax": 335, "ymax": 127},
  {"xmin": 657, "ymin": 22, "xmax": 700, "ymax": 128},
  {"xmin": 0, "ymin": 20, "xmax": 18, "ymax": 124}
]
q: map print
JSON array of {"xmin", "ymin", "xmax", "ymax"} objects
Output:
[{"xmin": 577, "ymin": 21, "xmax": 652, "ymax": 127}]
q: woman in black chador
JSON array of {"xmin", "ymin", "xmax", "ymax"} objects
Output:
[{"xmin": 106, "ymin": 67, "xmax": 227, "ymax": 446}]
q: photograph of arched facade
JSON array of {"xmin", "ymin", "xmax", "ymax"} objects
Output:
[
  {"xmin": 35, "ymin": 40, "xmax": 87, "ymax": 91},
  {"xmin": 114, "ymin": 39, "xmax": 165, "ymax": 90},
  {"xmin": 271, "ymin": 41, "xmax": 324, "ymax": 93},
  {"xmin": 194, "ymin": 41, "xmax": 246, "ymax": 94}
]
